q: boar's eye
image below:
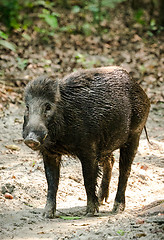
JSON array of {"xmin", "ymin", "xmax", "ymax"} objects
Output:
[{"xmin": 45, "ymin": 103, "xmax": 52, "ymax": 112}]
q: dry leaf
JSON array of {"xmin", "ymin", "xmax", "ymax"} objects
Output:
[
  {"xmin": 4, "ymin": 193, "xmax": 13, "ymax": 199},
  {"xmin": 5, "ymin": 145, "xmax": 20, "ymax": 151}
]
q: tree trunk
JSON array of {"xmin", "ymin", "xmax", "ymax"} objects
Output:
[{"xmin": 159, "ymin": 0, "xmax": 164, "ymax": 26}]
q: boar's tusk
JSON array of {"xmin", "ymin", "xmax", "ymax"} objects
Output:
[{"xmin": 43, "ymin": 134, "xmax": 48, "ymax": 141}]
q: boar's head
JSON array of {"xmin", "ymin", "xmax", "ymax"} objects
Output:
[{"xmin": 23, "ymin": 77, "xmax": 61, "ymax": 150}]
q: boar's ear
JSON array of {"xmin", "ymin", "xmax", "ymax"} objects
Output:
[{"xmin": 55, "ymin": 80, "xmax": 61, "ymax": 103}]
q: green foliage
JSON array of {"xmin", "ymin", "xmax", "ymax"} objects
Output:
[
  {"xmin": 117, "ymin": 229, "xmax": 125, "ymax": 236},
  {"xmin": 22, "ymin": 33, "xmax": 31, "ymax": 41},
  {"xmin": 75, "ymin": 53, "xmax": 86, "ymax": 64},
  {"xmin": 16, "ymin": 57, "xmax": 28, "ymax": 71},
  {"xmin": 32, "ymin": 0, "xmax": 55, "ymax": 9},
  {"xmin": 60, "ymin": 24, "xmax": 77, "ymax": 34},
  {"xmin": 39, "ymin": 9, "xmax": 59, "ymax": 29},
  {"xmin": 147, "ymin": 19, "xmax": 164, "ymax": 36},
  {"xmin": 81, "ymin": 23, "xmax": 92, "ymax": 36},
  {"xmin": 81, "ymin": 0, "xmax": 126, "ymax": 34},
  {"xmin": 0, "ymin": 31, "xmax": 16, "ymax": 51},
  {"xmin": 0, "ymin": 0, "xmax": 163, "ymax": 36},
  {"xmin": 62, "ymin": 0, "xmax": 126, "ymax": 35},
  {"xmin": 0, "ymin": 0, "xmax": 21, "ymax": 30},
  {"xmin": 32, "ymin": 161, "xmax": 36, "ymax": 167},
  {"xmin": 74, "ymin": 52, "xmax": 114, "ymax": 68},
  {"xmin": 0, "ymin": 39, "xmax": 17, "ymax": 51},
  {"xmin": 149, "ymin": 19, "xmax": 158, "ymax": 31},
  {"xmin": 72, "ymin": 5, "xmax": 81, "ymax": 14},
  {"xmin": 139, "ymin": 65, "xmax": 147, "ymax": 75},
  {"xmin": 134, "ymin": 9, "xmax": 146, "ymax": 25},
  {"xmin": 0, "ymin": 31, "xmax": 8, "ymax": 40},
  {"xmin": 0, "ymin": 0, "xmax": 56, "ymax": 31},
  {"xmin": 87, "ymin": 0, "xmax": 125, "ymax": 12},
  {"xmin": 86, "ymin": 0, "xmax": 126, "ymax": 20},
  {"xmin": 133, "ymin": 7, "xmax": 163, "ymax": 35}
]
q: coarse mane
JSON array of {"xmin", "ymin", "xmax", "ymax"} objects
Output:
[{"xmin": 24, "ymin": 76, "xmax": 59, "ymax": 103}]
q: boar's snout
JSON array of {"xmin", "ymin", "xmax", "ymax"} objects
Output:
[
  {"xmin": 24, "ymin": 129, "xmax": 48, "ymax": 150},
  {"xmin": 24, "ymin": 132, "xmax": 41, "ymax": 149}
]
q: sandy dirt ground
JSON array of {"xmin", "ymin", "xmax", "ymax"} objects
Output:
[{"xmin": 0, "ymin": 101, "xmax": 164, "ymax": 240}]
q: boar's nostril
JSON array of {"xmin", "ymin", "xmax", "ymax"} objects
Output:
[
  {"xmin": 24, "ymin": 132, "xmax": 41, "ymax": 149},
  {"xmin": 24, "ymin": 138, "xmax": 40, "ymax": 149}
]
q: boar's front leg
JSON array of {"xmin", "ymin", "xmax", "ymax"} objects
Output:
[
  {"xmin": 80, "ymin": 152, "xmax": 99, "ymax": 216},
  {"xmin": 42, "ymin": 153, "xmax": 61, "ymax": 218}
]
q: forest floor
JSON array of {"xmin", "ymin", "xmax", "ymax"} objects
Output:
[
  {"xmin": 0, "ymin": 100, "xmax": 164, "ymax": 240},
  {"xmin": 0, "ymin": 5, "xmax": 164, "ymax": 240}
]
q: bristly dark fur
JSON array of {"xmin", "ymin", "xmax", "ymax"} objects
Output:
[
  {"xmin": 25, "ymin": 76, "xmax": 60, "ymax": 103},
  {"xmin": 23, "ymin": 66, "xmax": 150, "ymax": 217}
]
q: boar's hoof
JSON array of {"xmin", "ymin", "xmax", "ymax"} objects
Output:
[
  {"xmin": 98, "ymin": 196, "xmax": 104, "ymax": 205},
  {"xmin": 112, "ymin": 201, "xmax": 125, "ymax": 214},
  {"xmin": 98, "ymin": 191, "xmax": 104, "ymax": 205},
  {"xmin": 98, "ymin": 192, "xmax": 109, "ymax": 205},
  {"xmin": 43, "ymin": 210, "xmax": 55, "ymax": 218},
  {"xmin": 86, "ymin": 201, "xmax": 99, "ymax": 217},
  {"xmin": 43, "ymin": 206, "xmax": 56, "ymax": 218},
  {"xmin": 98, "ymin": 198, "xmax": 108, "ymax": 206}
]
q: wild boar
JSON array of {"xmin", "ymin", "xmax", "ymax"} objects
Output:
[{"xmin": 23, "ymin": 66, "xmax": 150, "ymax": 218}]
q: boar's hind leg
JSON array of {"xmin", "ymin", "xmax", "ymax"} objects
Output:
[
  {"xmin": 113, "ymin": 133, "xmax": 141, "ymax": 213},
  {"xmin": 43, "ymin": 153, "xmax": 61, "ymax": 218},
  {"xmin": 80, "ymin": 154, "xmax": 99, "ymax": 216},
  {"xmin": 98, "ymin": 153, "xmax": 115, "ymax": 204}
]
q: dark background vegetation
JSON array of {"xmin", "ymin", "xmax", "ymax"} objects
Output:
[{"xmin": 0, "ymin": 0, "xmax": 163, "ymax": 109}]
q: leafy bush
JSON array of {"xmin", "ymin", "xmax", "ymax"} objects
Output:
[
  {"xmin": 0, "ymin": 31, "xmax": 16, "ymax": 51},
  {"xmin": 39, "ymin": 9, "xmax": 59, "ymax": 29},
  {"xmin": 0, "ymin": 0, "xmax": 21, "ymax": 30},
  {"xmin": 85, "ymin": 0, "xmax": 126, "ymax": 32}
]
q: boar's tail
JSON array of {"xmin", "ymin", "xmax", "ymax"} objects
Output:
[{"xmin": 144, "ymin": 126, "xmax": 152, "ymax": 145}]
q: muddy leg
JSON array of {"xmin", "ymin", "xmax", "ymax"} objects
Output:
[
  {"xmin": 43, "ymin": 153, "xmax": 61, "ymax": 218},
  {"xmin": 112, "ymin": 133, "xmax": 140, "ymax": 213},
  {"xmin": 80, "ymin": 155, "xmax": 99, "ymax": 216},
  {"xmin": 98, "ymin": 154, "xmax": 115, "ymax": 204}
]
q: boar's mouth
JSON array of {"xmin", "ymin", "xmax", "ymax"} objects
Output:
[{"xmin": 24, "ymin": 132, "xmax": 47, "ymax": 150}]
